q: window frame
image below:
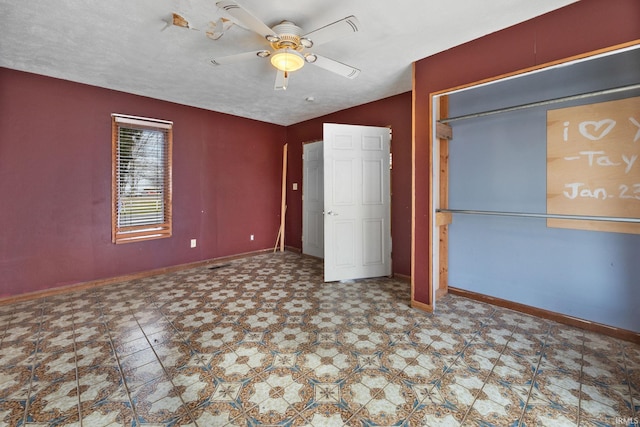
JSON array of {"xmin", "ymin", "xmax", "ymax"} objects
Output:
[{"xmin": 111, "ymin": 114, "xmax": 173, "ymax": 244}]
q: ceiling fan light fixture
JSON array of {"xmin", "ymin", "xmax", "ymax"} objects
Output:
[
  {"xmin": 256, "ymin": 50, "xmax": 271, "ymax": 58},
  {"xmin": 304, "ymin": 53, "xmax": 317, "ymax": 63},
  {"xmin": 271, "ymin": 48, "xmax": 305, "ymax": 72}
]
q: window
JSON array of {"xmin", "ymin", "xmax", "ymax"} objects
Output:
[{"xmin": 111, "ymin": 114, "xmax": 173, "ymax": 244}]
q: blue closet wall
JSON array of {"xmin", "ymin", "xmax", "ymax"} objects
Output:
[{"xmin": 447, "ymin": 48, "xmax": 640, "ymax": 332}]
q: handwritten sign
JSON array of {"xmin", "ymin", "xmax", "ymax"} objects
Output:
[{"xmin": 547, "ymin": 96, "xmax": 640, "ymax": 234}]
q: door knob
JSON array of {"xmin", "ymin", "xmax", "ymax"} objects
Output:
[{"xmin": 326, "ymin": 211, "xmax": 338, "ymax": 216}]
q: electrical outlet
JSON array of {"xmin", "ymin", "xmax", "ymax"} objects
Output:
[
  {"xmin": 250, "ymin": 235, "xmax": 254, "ymax": 241},
  {"xmin": 190, "ymin": 239, "xmax": 197, "ymax": 248}
]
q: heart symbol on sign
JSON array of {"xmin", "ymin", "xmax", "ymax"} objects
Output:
[{"xmin": 578, "ymin": 119, "xmax": 616, "ymax": 141}]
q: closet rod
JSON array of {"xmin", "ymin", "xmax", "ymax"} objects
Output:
[
  {"xmin": 437, "ymin": 209, "xmax": 640, "ymax": 223},
  {"xmin": 439, "ymin": 83, "xmax": 640, "ymax": 124}
]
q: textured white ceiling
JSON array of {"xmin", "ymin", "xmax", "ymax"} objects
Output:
[{"xmin": 0, "ymin": 0, "xmax": 577, "ymax": 126}]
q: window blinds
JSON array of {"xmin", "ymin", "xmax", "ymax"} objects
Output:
[{"xmin": 112, "ymin": 114, "xmax": 173, "ymax": 243}]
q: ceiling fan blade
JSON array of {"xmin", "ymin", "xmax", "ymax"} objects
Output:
[
  {"xmin": 306, "ymin": 54, "xmax": 360, "ymax": 79},
  {"xmin": 171, "ymin": 13, "xmax": 191, "ymax": 29},
  {"xmin": 302, "ymin": 16, "xmax": 360, "ymax": 47},
  {"xmin": 206, "ymin": 18, "xmax": 233, "ymax": 40},
  {"xmin": 216, "ymin": 0, "xmax": 276, "ymax": 40},
  {"xmin": 211, "ymin": 50, "xmax": 269, "ymax": 65},
  {"xmin": 162, "ymin": 13, "xmax": 194, "ymax": 32},
  {"xmin": 274, "ymin": 70, "xmax": 289, "ymax": 90}
]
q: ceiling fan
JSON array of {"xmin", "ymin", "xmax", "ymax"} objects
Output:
[{"xmin": 212, "ymin": 0, "xmax": 361, "ymax": 90}]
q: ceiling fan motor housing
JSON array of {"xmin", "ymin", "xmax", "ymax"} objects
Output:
[{"xmin": 270, "ymin": 21, "xmax": 305, "ymax": 50}]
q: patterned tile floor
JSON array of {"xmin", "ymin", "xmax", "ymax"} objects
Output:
[{"xmin": 1, "ymin": 252, "xmax": 638, "ymax": 426}]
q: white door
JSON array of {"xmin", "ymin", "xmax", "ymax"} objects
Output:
[
  {"xmin": 323, "ymin": 123, "xmax": 391, "ymax": 282},
  {"xmin": 302, "ymin": 141, "xmax": 324, "ymax": 258}
]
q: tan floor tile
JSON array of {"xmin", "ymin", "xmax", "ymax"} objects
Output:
[
  {"xmin": 26, "ymin": 380, "xmax": 81, "ymax": 424},
  {"xmin": 134, "ymin": 395, "xmax": 193, "ymax": 425},
  {"xmin": 300, "ymin": 346, "xmax": 357, "ymax": 382},
  {"xmin": 406, "ymin": 398, "xmax": 466, "ymax": 426},
  {"xmin": 465, "ymin": 396, "xmax": 520, "ymax": 426},
  {"xmin": 0, "ymin": 399, "xmax": 27, "ymax": 426},
  {"xmin": 188, "ymin": 404, "xmax": 247, "ymax": 427}
]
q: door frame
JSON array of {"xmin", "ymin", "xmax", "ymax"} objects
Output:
[{"xmin": 302, "ymin": 140, "xmax": 324, "ymax": 258}]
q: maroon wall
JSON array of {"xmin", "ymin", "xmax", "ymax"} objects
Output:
[
  {"xmin": 412, "ymin": 0, "xmax": 640, "ymax": 304},
  {"xmin": 285, "ymin": 93, "xmax": 413, "ymax": 277},
  {"xmin": 0, "ymin": 68, "xmax": 286, "ymax": 298}
]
